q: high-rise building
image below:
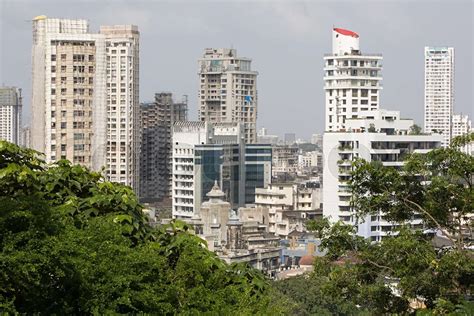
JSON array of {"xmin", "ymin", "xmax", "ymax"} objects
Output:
[
  {"xmin": 322, "ymin": 109, "xmax": 443, "ymax": 241},
  {"xmin": 139, "ymin": 93, "xmax": 188, "ymax": 202},
  {"xmin": 324, "ymin": 28, "xmax": 383, "ymax": 132},
  {"xmin": 31, "ymin": 16, "xmax": 105, "ymax": 169},
  {"xmin": 452, "ymin": 114, "xmax": 472, "ymax": 154},
  {"xmin": 172, "ymin": 122, "xmax": 271, "ymax": 218},
  {"xmin": 424, "ymin": 47, "xmax": 454, "ymax": 148},
  {"xmin": 101, "ymin": 25, "xmax": 140, "ymax": 191},
  {"xmin": 198, "ymin": 48, "xmax": 258, "ymax": 143},
  {"xmin": 31, "ymin": 16, "xmax": 139, "ymax": 191},
  {"xmin": 0, "ymin": 87, "xmax": 22, "ymax": 144}
]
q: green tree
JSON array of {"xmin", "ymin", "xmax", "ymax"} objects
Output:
[
  {"xmin": 409, "ymin": 124, "xmax": 423, "ymax": 135},
  {"xmin": 0, "ymin": 141, "xmax": 288, "ymax": 314},
  {"xmin": 275, "ymin": 135, "xmax": 474, "ymax": 314}
]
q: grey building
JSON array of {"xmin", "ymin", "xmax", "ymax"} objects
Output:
[
  {"xmin": 0, "ymin": 86, "xmax": 22, "ymax": 145},
  {"xmin": 140, "ymin": 93, "xmax": 188, "ymax": 202}
]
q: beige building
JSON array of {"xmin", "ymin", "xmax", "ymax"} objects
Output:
[
  {"xmin": 198, "ymin": 48, "xmax": 258, "ymax": 143},
  {"xmin": 31, "ymin": 16, "xmax": 139, "ymax": 191},
  {"xmin": 189, "ymin": 182, "xmax": 280, "ymax": 274},
  {"xmin": 255, "ymin": 183, "xmax": 321, "ymax": 237},
  {"xmin": 101, "ymin": 25, "xmax": 140, "ymax": 191}
]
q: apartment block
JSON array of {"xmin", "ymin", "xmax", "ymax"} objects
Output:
[
  {"xmin": 139, "ymin": 93, "xmax": 188, "ymax": 202},
  {"xmin": 198, "ymin": 48, "xmax": 258, "ymax": 143},
  {"xmin": 31, "ymin": 16, "xmax": 139, "ymax": 191},
  {"xmin": 424, "ymin": 47, "xmax": 454, "ymax": 148},
  {"xmin": 322, "ymin": 109, "xmax": 443, "ymax": 241},
  {"xmin": 324, "ymin": 28, "xmax": 383, "ymax": 131},
  {"xmin": 0, "ymin": 87, "xmax": 22, "ymax": 144},
  {"xmin": 172, "ymin": 121, "xmax": 271, "ymax": 218}
]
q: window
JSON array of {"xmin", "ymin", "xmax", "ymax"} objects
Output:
[
  {"xmin": 61, "ymin": 54, "xmax": 67, "ymax": 61},
  {"xmin": 51, "ymin": 55, "xmax": 56, "ymax": 62}
]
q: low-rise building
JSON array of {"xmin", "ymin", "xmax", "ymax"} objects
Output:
[
  {"xmin": 190, "ymin": 183, "xmax": 280, "ymax": 275},
  {"xmin": 255, "ymin": 183, "xmax": 322, "ymax": 237}
]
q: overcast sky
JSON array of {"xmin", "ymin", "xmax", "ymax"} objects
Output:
[{"xmin": 1, "ymin": 0, "xmax": 472, "ymax": 139}]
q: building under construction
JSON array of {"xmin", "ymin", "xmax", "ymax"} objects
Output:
[{"xmin": 139, "ymin": 93, "xmax": 188, "ymax": 202}]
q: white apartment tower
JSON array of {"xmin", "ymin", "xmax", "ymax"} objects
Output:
[
  {"xmin": 101, "ymin": 25, "xmax": 140, "ymax": 191},
  {"xmin": 424, "ymin": 47, "xmax": 454, "ymax": 148},
  {"xmin": 31, "ymin": 16, "xmax": 139, "ymax": 191},
  {"xmin": 0, "ymin": 87, "xmax": 22, "ymax": 144},
  {"xmin": 198, "ymin": 48, "xmax": 258, "ymax": 143},
  {"xmin": 324, "ymin": 28, "xmax": 383, "ymax": 131}
]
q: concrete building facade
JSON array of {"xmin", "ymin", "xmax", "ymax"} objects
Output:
[
  {"xmin": 323, "ymin": 109, "xmax": 443, "ymax": 241},
  {"xmin": 31, "ymin": 16, "xmax": 140, "ymax": 191},
  {"xmin": 0, "ymin": 87, "xmax": 22, "ymax": 144},
  {"xmin": 424, "ymin": 47, "xmax": 454, "ymax": 148},
  {"xmin": 101, "ymin": 25, "xmax": 140, "ymax": 191},
  {"xmin": 198, "ymin": 48, "xmax": 258, "ymax": 143},
  {"xmin": 255, "ymin": 183, "xmax": 321, "ymax": 237},
  {"xmin": 324, "ymin": 28, "xmax": 383, "ymax": 132},
  {"xmin": 139, "ymin": 93, "xmax": 188, "ymax": 202}
]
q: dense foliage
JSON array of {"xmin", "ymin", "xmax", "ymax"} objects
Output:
[
  {"xmin": 0, "ymin": 141, "xmax": 287, "ymax": 314},
  {"xmin": 276, "ymin": 134, "xmax": 474, "ymax": 315}
]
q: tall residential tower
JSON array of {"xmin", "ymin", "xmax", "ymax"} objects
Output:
[
  {"xmin": 0, "ymin": 87, "xmax": 22, "ymax": 144},
  {"xmin": 324, "ymin": 28, "xmax": 383, "ymax": 131},
  {"xmin": 198, "ymin": 48, "xmax": 258, "ymax": 143},
  {"xmin": 31, "ymin": 16, "xmax": 140, "ymax": 191},
  {"xmin": 424, "ymin": 47, "xmax": 454, "ymax": 148}
]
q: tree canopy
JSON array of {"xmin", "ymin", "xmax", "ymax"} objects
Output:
[
  {"xmin": 277, "ymin": 134, "xmax": 474, "ymax": 315},
  {"xmin": 0, "ymin": 141, "xmax": 288, "ymax": 314}
]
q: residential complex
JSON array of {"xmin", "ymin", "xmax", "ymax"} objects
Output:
[
  {"xmin": 0, "ymin": 87, "xmax": 22, "ymax": 144},
  {"xmin": 101, "ymin": 25, "xmax": 140, "ymax": 191},
  {"xmin": 139, "ymin": 93, "xmax": 188, "ymax": 202},
  {"xmin": 198, "ymin": 48, "xmax": 258, "ymax": 143},
  {"xmin": 323, "ymin": 109, "xmax": 443, "ymax": 241},
  {"xmin": 424, "ymin": 47, "xmax": 454, "ymax": 148},
  {"xmin": 324, "ymin": 28, "xmax": 383, "ymax": 132},
  {"xmin": 30, "ymin": 16, "xmax": 139, "ymax": 190},
  {"xmin": 171, "ymin": 121, "xmax": 271, "ymax": 218}
]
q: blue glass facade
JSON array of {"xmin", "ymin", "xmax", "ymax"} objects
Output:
[{"xmin": 194, "ymin": 143, "xmax": 271, "ymax": 208}]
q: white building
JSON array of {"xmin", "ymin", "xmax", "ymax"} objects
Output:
[
  {"xmin": 323, "ymin": 109, "xmax": 443, "ymax": 241},
  {"xmin": 424, "ymin": 47, "xmax": 454, "ymax": 148},
  {"xmin": 452, "ymin": 114, "xmax": 473, "ymax": 154},
  {"xmin": 255, "ymin": 183, "xmax": 321, "ymax": 237},
  {"xmin": 31, "ymin": 16, "xmax": 139, "ymax": 191},
  {"xmin": 0, "ymin": 87, "xmax": 22, "ymax": 144},
  {"xmin": 101, "ymin": 25, "xmax": 140, "ymax": 191},
  {"xmin": 198, "ymin": 48, "xmax": 258, "ymax": 144},
  {"xmin": 324, "ymin": 28, "xmax": 383, "ymax": 132},
  {"xmin": 298, "ymin": 151, "xmax": 320, "ymax": 169}
]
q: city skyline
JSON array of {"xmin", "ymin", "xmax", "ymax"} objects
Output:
[{"xmin": 1, "ymin": 0, "xmax": 473, "ymax": 139}]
